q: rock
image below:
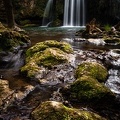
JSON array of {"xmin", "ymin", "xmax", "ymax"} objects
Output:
[
  {"xmin": 31, "ymin": 101, "xmax": 106, "ymax": 120},
  {"xmin": 103, "ymin": 37, "xmax": 120, "ymax": 46},
  {"xmin": 69, "ymin": 75, "xmax": 114, "ymax": 103},
  {"xmin": 21, "ymin": 40, "xmax": 73, "ymax": 79},
  {"xmin": 0, "ymin": 80, "xmax": 14, "ymax": 106},
  {"xmin": 26, "ymin": 40, "xmax": 73, "ymax": 58},
  {"xmin": 87, "ymin": 38, "xmax": 105, "ymax": 46},
  {"xmin": 75, "ymin": 62, "xmax": 108, "ymax": 83},
  {"xmin": 0, "ymin": 22, "xmax": 30, "ymax": 52}
]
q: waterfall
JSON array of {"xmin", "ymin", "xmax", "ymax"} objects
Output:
[
  {"xmin": 63, "ymin": 0, "xmax": 85, "ymax": 27},
  {"xmin": 42, "ymin": 0, "xmax": 54, "ymax": 26}
]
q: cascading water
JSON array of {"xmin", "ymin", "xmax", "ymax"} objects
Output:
[
  {"xmin": 63, "ymin": 0, "xmax": 85, "ymax": 27},
  {"xmin": 42, "ymin": 0, "xmax": 54, "ymax": 26}
]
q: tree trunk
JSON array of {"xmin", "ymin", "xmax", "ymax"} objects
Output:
[{"xmin": 3, "ymin": 0, "xmax": 15, "ymax": 28}]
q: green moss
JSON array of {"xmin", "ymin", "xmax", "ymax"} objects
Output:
[
  {"xmin": 36, "ymin": 48, "xmax": 68, "ymax": 68},
  {"xmin": 104, "ymin": 24, "xmax": 111, "ymax": 31},
  {"xmin": 0, "ymin": 28, "xmax": 30, "ymax": 51},
  {"xmin": 75, "ymin": 62, "xmax": 108, "ymax": 82},
  {"xmin": 31, "ymin": 101, "xmax": 106, "ymax": 120},
  {"xmin": 26, "ymin": 40, "xmax": 73, "ymax": 57},
  {"xmin": 26, "ymin": 42, "xmax": 48, "ymax": 58},
  {"xmin": 21, "ymin": 47, "xmax": 69, "ymax": 78},
  {"xmin": 21, "ymin": 61, "xmax": 40, "ymax": 78},
  {"xmin": 70, "ymin": 75, "xmax": 114, "ymax": 102}
]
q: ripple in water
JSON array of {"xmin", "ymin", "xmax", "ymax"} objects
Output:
[{"xmin": 106, "ymin": 69, "xmax": 120, "ymax": 94}]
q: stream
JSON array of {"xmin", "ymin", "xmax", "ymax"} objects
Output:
[{"xmin": 0, "ymin": 27, "xmax": 120, "ymax": 120}]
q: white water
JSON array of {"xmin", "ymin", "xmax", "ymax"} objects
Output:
[
  {"xmin": 42, "ymin": 0, "xmax": 53, "ymax": 26},
  {"xmin": 63, "ymin": 0, "xmax": 85, "ymax": 26}
]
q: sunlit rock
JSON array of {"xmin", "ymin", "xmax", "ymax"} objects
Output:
[
  {"xmin": 21, "ymin": 40, "xmax": 73, "ymax": 80},
  {"xmin": 87, "ymin": 38, "xmax": 105, "ymax": 45},
  {"xmin": 0, "ymin": 80, "xmax": 13, "ymax": 106},
  {"xmin": 31, "ymin": 101, "xmax": 106, "ymax": 120}
]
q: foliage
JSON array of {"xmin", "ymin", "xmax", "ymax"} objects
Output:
[{"xmin": 104, "ymin": 24, "xmax": 111, "ymax": 31}]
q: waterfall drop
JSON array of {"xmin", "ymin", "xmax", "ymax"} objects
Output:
[
  {"xmin": 63, "ymin": 0, "xmax": 85, "ymax": 27},
  {"xmin": 42, "ymin": 0, "xmax": 54, "ymax": 26}
]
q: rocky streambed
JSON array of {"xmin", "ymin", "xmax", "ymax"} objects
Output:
[{"xmin": 0, "ymin": 26, "xmax": 120, "ymax": 120}]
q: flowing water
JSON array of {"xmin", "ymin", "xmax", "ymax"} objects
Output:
[
  {"xmin": 21, "ymin": 26, "xmax": 120, "ymax": 96},
  {"xmin": 63, "ymin": 0, "xmax": 85, "ymax": 26},
  {"xmin": 0, "ymin": 27, "xmax": 120, "ymax": 119},
  {"xmin": 42, "ymin": 0, "xmax": 86, "ymax": 27},
  {"xmin": 42, "ymin": 0, "xmax": 54, "ymax": 26}
]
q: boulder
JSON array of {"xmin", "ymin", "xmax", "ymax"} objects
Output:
[
  {"xmin": 70, "ymin": 75, "xmax": 114, "ymax": 102},
  {"xmin": 21, "ymin": 40, "xmax": 73, "ymax": 78},
  {"xmin": 31, "ymin": 101, "xmax": 106, "ymax": 120},
  {"xmin": 75, "ymin": 62, "xmax": 108, "ymax": 82}
]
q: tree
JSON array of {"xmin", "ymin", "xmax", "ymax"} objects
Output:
[{"xmin": 3, "ymin": 0, "xmax": 15, "ymax": 28}]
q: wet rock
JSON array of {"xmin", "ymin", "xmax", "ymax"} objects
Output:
[
  {"xmin": 87, "ymin": 38, "xmax": 105, "ymax": 46},
  {"xmin": 75, "ymin": 62, "xmax": 108, "ymax": 83},
  {"xmin": 31, "ymin": 101, "xmax": 106, "ymax": 120},
  {"xmin": 26, "ymin": 40, "xmax": 73, "ymax": 58},
  {"xmin": 69, "ymin": 75, "xmax": 115, "ymax": 103},
  {"xmin": 21, "ymin": 40, "xmax": 74, "ymax": 80},
  {"xmin": 0, "ymin": 80, "xmax": 14, "ymax": 106},
  {"xmin": 0, "ymin": 26, "xmax": 30, "ymax": 52},
  {"xmin": 104, "ymin": 38, "xmax": 120, "ymax": 46}
]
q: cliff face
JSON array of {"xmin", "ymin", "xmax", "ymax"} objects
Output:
[
  {"xmin": 0, "ymin": 0, "xmax": 120, "ymax": 26},
  {"xmin": 87, "ymin": 0, "xmax": 120, "ymax": 24}
]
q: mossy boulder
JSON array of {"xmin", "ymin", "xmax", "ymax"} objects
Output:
[
  {"xmin": 31, "ymin": 101, "xmax": 106, "ymax": 120},
  {"xmin": 21, "ymin": 40, "xmax": 73, "ymax": 78},
  {"xmin": 75, "ymin": 62, "xmax": 108, "ymax": 82},
  {"xmin": 0, "ymin": 23, "xmax": 30, "ymax": 52},
  {"xmin": 26, "ymin": 40, "xmax": 73, "ymax": 58},
  {"xmin": 70, "ymin": 75, "xmax": 114, "ymax": 102}
]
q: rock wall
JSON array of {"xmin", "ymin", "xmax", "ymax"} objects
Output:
[
  {"xmin": 86, "ymin": 0, "xmax": 120, "ymax": 24},
  {"xmin": 0, "ymin": 0, "xmax": 120, "ymax": 26}
]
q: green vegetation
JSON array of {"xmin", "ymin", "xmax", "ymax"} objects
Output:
[
  {"xmin": 31, "ymin": 101, "xmax": 106, "ymax": 120},
  {"xmin": 21, "ymin": 40, "xmax": 73, "ymax": 78},
  {"xmin": 69, "ymin": 62, "xmax": 115, "ymax": 103},
  {"xmin": 75, "ymin": 62, "xmax": 108, "ymax": 82},
  {"xmin": 0, "ymin": 22, "xmax": 30, "ymax": 51},
  {"xmin": 70, "ymin": 75, "xmax": 114, "ymax": 102},
  {"xmin": 104, "ymin": 24, "xmax": 111, "ymax": 31}
]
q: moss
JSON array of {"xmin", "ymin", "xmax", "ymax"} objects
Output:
[
  {"xmin": 104, "ymin": 24, "xmax": 111, "ymax": 31},
  {"xmin": 75, "ymin": 62, "xmax": 108, "ymax": 82},
  {"xmin": 21, "ymin": 47, "xmax": 69, "ymax": 78},
  {"xmin": 26, "ymin": 40, "xmax": 73, "ymax": 57},
  {"xmin": 70, "ymin": 75, "xmax": 114, "ymax": 102},
  {"xmin": 0, "ymin": 28, "xmax": 30, "ymax": 51},
  {"xmin": 21, "ymin": 61, "xmax": 40, "ymax": 78},
  {"xmin": 31, "ymin": 101, "xmax": 106, "ymax": 120}
]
